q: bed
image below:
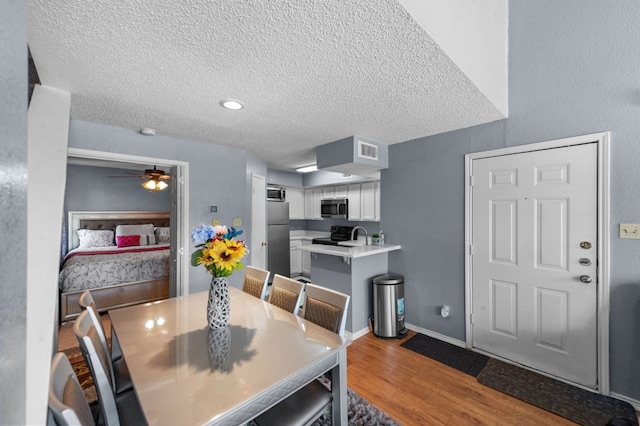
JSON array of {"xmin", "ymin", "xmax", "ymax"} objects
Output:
[{"xmin": 58, "ymin": 211, "xmax": 172, "ymax": 322}]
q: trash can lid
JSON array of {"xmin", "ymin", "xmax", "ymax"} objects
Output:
[{"xmin": 373, "ymin": 273, "xmax": 404, "ymax": 285}]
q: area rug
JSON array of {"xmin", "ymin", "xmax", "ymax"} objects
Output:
[
  {"xmin": 401, "ymin": 333, "xmax": 489, "ymax": 376},
  {"xmin": 311, "ymin": 376, "xmax": 400, "ymax": 426},
  {"xmin": 478, "ymin": 358, "xmax": 638, "ymax": 426},
  {"xmin": 63, "ymin": 346, "xmax": 98, "ymax": 402}
]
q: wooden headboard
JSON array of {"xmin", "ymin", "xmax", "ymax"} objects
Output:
[{"xmin": 68, "ymin": 211, "xmax": 170, "ymax": 250}]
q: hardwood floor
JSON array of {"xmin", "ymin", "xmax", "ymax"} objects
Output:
[
  {"xmin": 58, "ymin": 320, "xmax": 577, "ymax": 425},
  {"xmin": 347, "ymin": 330, "xmax": 577, "ymax": 426}
]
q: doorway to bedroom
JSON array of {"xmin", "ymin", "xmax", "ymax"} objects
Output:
[{"xmin": 65, "ymin": 148, "xmax": 189, "ymax": 301}]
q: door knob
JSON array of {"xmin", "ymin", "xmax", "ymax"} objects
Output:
[
  {"xmin": 580, "ymin": 275, "xmax": 592, "ymax": 284},
  {"xmin": 580, "ymin": 241, "xmax": 592, "ymax": 249}
]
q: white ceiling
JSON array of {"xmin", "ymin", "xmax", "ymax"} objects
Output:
[{"xmin": 28, "ymin": 0, "xmax": 506, "ymax": 173}]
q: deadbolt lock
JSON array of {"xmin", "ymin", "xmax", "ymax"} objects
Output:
[
  {"xmin": 580, "ymin": 241, "xmax": 592, "ymax": 249},
  {"xmin": 579, "ymin": 258, "xmax": 592, "ymax": 266}
]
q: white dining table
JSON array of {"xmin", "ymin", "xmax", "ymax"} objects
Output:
[{"xmin": 109, "ymin": 286, "xmax": 351, "ymax": 425}]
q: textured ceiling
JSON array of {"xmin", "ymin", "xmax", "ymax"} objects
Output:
[{"xmin": 28, "ymin": 0, "xmax": 504, "ymax": 172}]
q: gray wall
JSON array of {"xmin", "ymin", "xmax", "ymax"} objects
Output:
[
  {"xmin": 68, "ymin": 120, "xmax": 262, "ymax": 292},
  {"xmin": 65, "ymin": 165, "xmax": 170, "ymax": 212},
  {"xmin": 0, "ymin": 0, "xmax": 27, "ymax": 423},
  {"xmin": 383, "ymin": 0, "xmax": 640, "ymax": 400}
]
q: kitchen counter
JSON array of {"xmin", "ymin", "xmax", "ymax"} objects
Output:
[
  {"xmin": 298, "ymin": 242, "xmax": 401, "ymax": 259},
  {"xmin": 290, "ymin": 230, "xmax": 329, "ymax": 240}
]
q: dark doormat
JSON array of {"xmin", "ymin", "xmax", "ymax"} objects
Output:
[
  {"xmin": 400, "ymin": 333, "xmax": 489, "ymax": 377},
  {"xmin": 478, "ymin": 358, "xmax": 638, "ymax": 426}
]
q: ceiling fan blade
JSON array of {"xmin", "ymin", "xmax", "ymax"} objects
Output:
[{"xmin": 107, "ymin": 175, "xmax": 144, "ymax": 178}]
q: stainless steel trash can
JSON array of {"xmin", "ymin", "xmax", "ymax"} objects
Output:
[{"xmin": 373, "ymin": 274, "xmax": 407, "ymax": 338}]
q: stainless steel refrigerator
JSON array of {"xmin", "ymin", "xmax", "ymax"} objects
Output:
[{"xmin": 267, "ymin": 201, "xmax": 290, "ymax": 281}]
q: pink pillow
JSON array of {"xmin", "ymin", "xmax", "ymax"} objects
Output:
[{"xmin": 116, "ymin": 235, "xmax": 140, "ymax": 248}]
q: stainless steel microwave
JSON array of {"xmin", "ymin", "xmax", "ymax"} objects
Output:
[
  {"xmin": 267, "ymin": 186, "xmax": 286, "ymax": 201},
  {"xmin": 321, "ymin": 198, "xmax": 348, "ymax": 219}
]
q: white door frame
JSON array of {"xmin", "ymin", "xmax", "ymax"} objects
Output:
[
  {"xmin": 67, "ymin": 148, "xmax": 190, "ymax": 296},
  {"xmin": 464, "ymin": 132, "xmax": 610, "ymax": 394},
  {"xmin": 251, "ymin": 172, "xmax": 267, "ymax": 268}
]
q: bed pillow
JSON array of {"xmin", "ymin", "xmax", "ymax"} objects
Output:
[
  {"xmin": 77, "ymin": 229, "xmax": 114, "ymax": 249},
  {"xmin": 155, "ymin": 227, "xmax": 170, "ymax": 243},
  {"xmin": 116, "ymin": 235, "xmax": 140, "ymax": 248},
  {"xmin": 116, "ymin": 223, "xmax": 156, "ymax": 246},
  {"xmin": 115, "ymin": 223, "xmax": 154, "ymax": 237}
]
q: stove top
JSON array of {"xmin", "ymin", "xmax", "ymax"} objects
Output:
[{"xmin": 312, "ymin": 226, "xmax": 358, "ymax": 246}]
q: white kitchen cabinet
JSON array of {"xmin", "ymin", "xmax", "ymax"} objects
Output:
[
  {"xmin": 333, "ymin": 185, "xmax": 347, "ymax": 199},
  {"xmin": 322, "ymin": 186, "xmax": 334, "ymax": 199},
  {"xmin": 374, "ymin": 181, "xmax": 381, "ymax": 220},
  {"xmin": 286, "ymin": 186, "xmax": 305, "ymax": 219},
  {"xmin": 290, "ymin": 239, "xmax": 302, "ymax": 276},
  {"xmin": 301, "ymin": 239, "xmax": 311, "ymax": 276},
  {"xmin": 304, "ymin": 188, "xmax": 323, "ymax": 219},
  {"xmin": 361, "ymin": 181, "xmax": 380, "ymax": 221},
  {"xmin": 347, "ymin": 183, "xmax": 362, "ymax": 221}
]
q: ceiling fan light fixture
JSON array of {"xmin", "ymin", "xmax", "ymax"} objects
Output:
[
  {"xmin": 220, "ymin": 99, "xmax": 244, "ymax": 110},
  {"xmin": 141, "ymin": 177, "xmax": 168, "ymax": 191}
]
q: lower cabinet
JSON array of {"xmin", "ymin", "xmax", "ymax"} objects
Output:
[
  {"xmin": 290, "ymin": 239, "xmax": 302, "ymax": 276},
  {"xmin": 301, "ymin": 240, "xmax": 311, "ymax": 277},
  {"xmin": 290, "ymin": 238, "xmax": 311, "ymax": 277}
]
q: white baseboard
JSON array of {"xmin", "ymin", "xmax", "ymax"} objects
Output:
[
  {"xmin": 405, "ymin": 322, "xmax": 466, "ymax": 348},
  {"xmin": 348, "ymin": 326, "xmax": 370, "ymax": 340}
]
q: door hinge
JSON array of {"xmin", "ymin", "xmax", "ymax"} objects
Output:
[
  {"xmin": 470, "ymin": 175, "xmax": 475, "ymax": 186},
  {"xmin": 470, "ymin": 313, "xmax": 474, "ymax": 324},
  {"xmin": 469, "ymin": 245, "xmax": 474, "ymax": 255}
]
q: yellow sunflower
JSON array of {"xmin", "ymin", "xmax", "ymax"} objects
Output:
[{"xmin": 209, "ymin": 239, "xmax": 246, "ymax": 274}]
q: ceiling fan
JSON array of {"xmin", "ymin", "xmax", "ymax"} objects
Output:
[{"xmin": 108, "ymin": 166, "xmax": 171, "ymax": 191}]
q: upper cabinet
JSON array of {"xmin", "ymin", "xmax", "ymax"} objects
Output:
[
  {"xmin": 286, "ymin": 187, "xmax": 305, "ymax": 219},
  {"xmin": 347, "ymin": 184, "xmax": 362, "ymax": 221},
  {"xmin": 304, "ymin": 188, "xmax": 323, "ymax": 219},
  {"xmin": 288, "ymin": 181, "xmax": 379, "ymax": 221},
  {"xmin": 360, "ymin": 181, "xmax": 380, "ymax": 221}
]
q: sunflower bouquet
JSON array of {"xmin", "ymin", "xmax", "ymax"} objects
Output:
[{"xmin": 191, "ymin": 224, "xmax": 248, "ymax": 277}]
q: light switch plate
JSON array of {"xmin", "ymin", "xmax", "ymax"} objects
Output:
[
  {"xmin": 233, "ymin": 217, "xmax": 242, "ymax": 226},
  {"xmin": 619, "ymin": 223, "xmax": 640, "ymax": 239}
]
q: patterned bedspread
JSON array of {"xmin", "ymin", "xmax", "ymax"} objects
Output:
[{"xmin": 59, "ymin": 244, "xmax": 170, "ymax": 292}]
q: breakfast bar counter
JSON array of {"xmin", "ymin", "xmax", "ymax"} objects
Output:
[{"xmin": 299, "ymin": 242, "xmax": 401, "ymax": 336}]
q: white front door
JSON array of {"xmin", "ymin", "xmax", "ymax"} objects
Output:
[
  {"xmin": 251, "ymin": 173, "xmax": 267, "ymax": 269},
  {"xmin": 470, "ymin": 143, "xmax": 598, "ymax": 388}
]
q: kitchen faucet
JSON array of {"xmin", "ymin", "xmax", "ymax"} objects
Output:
[{"xmin": 350, "ymin": 226, "xmax": 368, "ymax": 245}]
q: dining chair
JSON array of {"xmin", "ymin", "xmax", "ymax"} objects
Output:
[
  {"xmin": 73, "ymin": 310, "xmax": 147, "ymax": 426},
  {"xmin": 78, "ymin": 290, "xmax": 122, "ymax": 361},
  {"xmin": 267, "ymin": 274, "xmax": 305, "ymax": 315},
  {"xmin": 254, "ymin": 283, "xmax": 350, "ymax": 426},
  {"xmin": 48, "ymin": 352, "xmax": 96, "ymax": 426},
  {"xmin": 78, "ymin": 290, "xmax": 132, "ymax": 395},
  {"xmin": 241, "ymin": 265, "xmax": 270, "ymax": 300}
]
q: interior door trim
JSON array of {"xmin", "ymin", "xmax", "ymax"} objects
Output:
[
  {"xmin": 464, "ymin": 132, "xmax": 610, "ymax": 394},
  {"xmin": 67, "ymin": 147, "xmax": 190, "ymax": 296}
]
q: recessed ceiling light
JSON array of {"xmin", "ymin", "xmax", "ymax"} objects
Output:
[
  {"xmin": 140, "ymin": 128, "xmax": 156, "ymax": 136},
  {"xmin": 220, "ymin": 99, "xmax": 244, "ymax": 110},
  {"xmin": 296, "ymin": 165, "xmax": 318, "ymax": 173}
]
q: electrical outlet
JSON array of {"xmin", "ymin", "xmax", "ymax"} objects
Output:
[
  {"xmin": 619, "ymin": 223, "xmax": 640, "ymax": 239},
  {"xmin": 212, "ymin": 219, "xmax": 220, "ymax": 226},
  {"xmin": 440, "ymin": 305, "xmax": 450, "ymax": 318},
  {"xmin": 233, "ymin": 217, "xmax": 242, "ymax": 226}
]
